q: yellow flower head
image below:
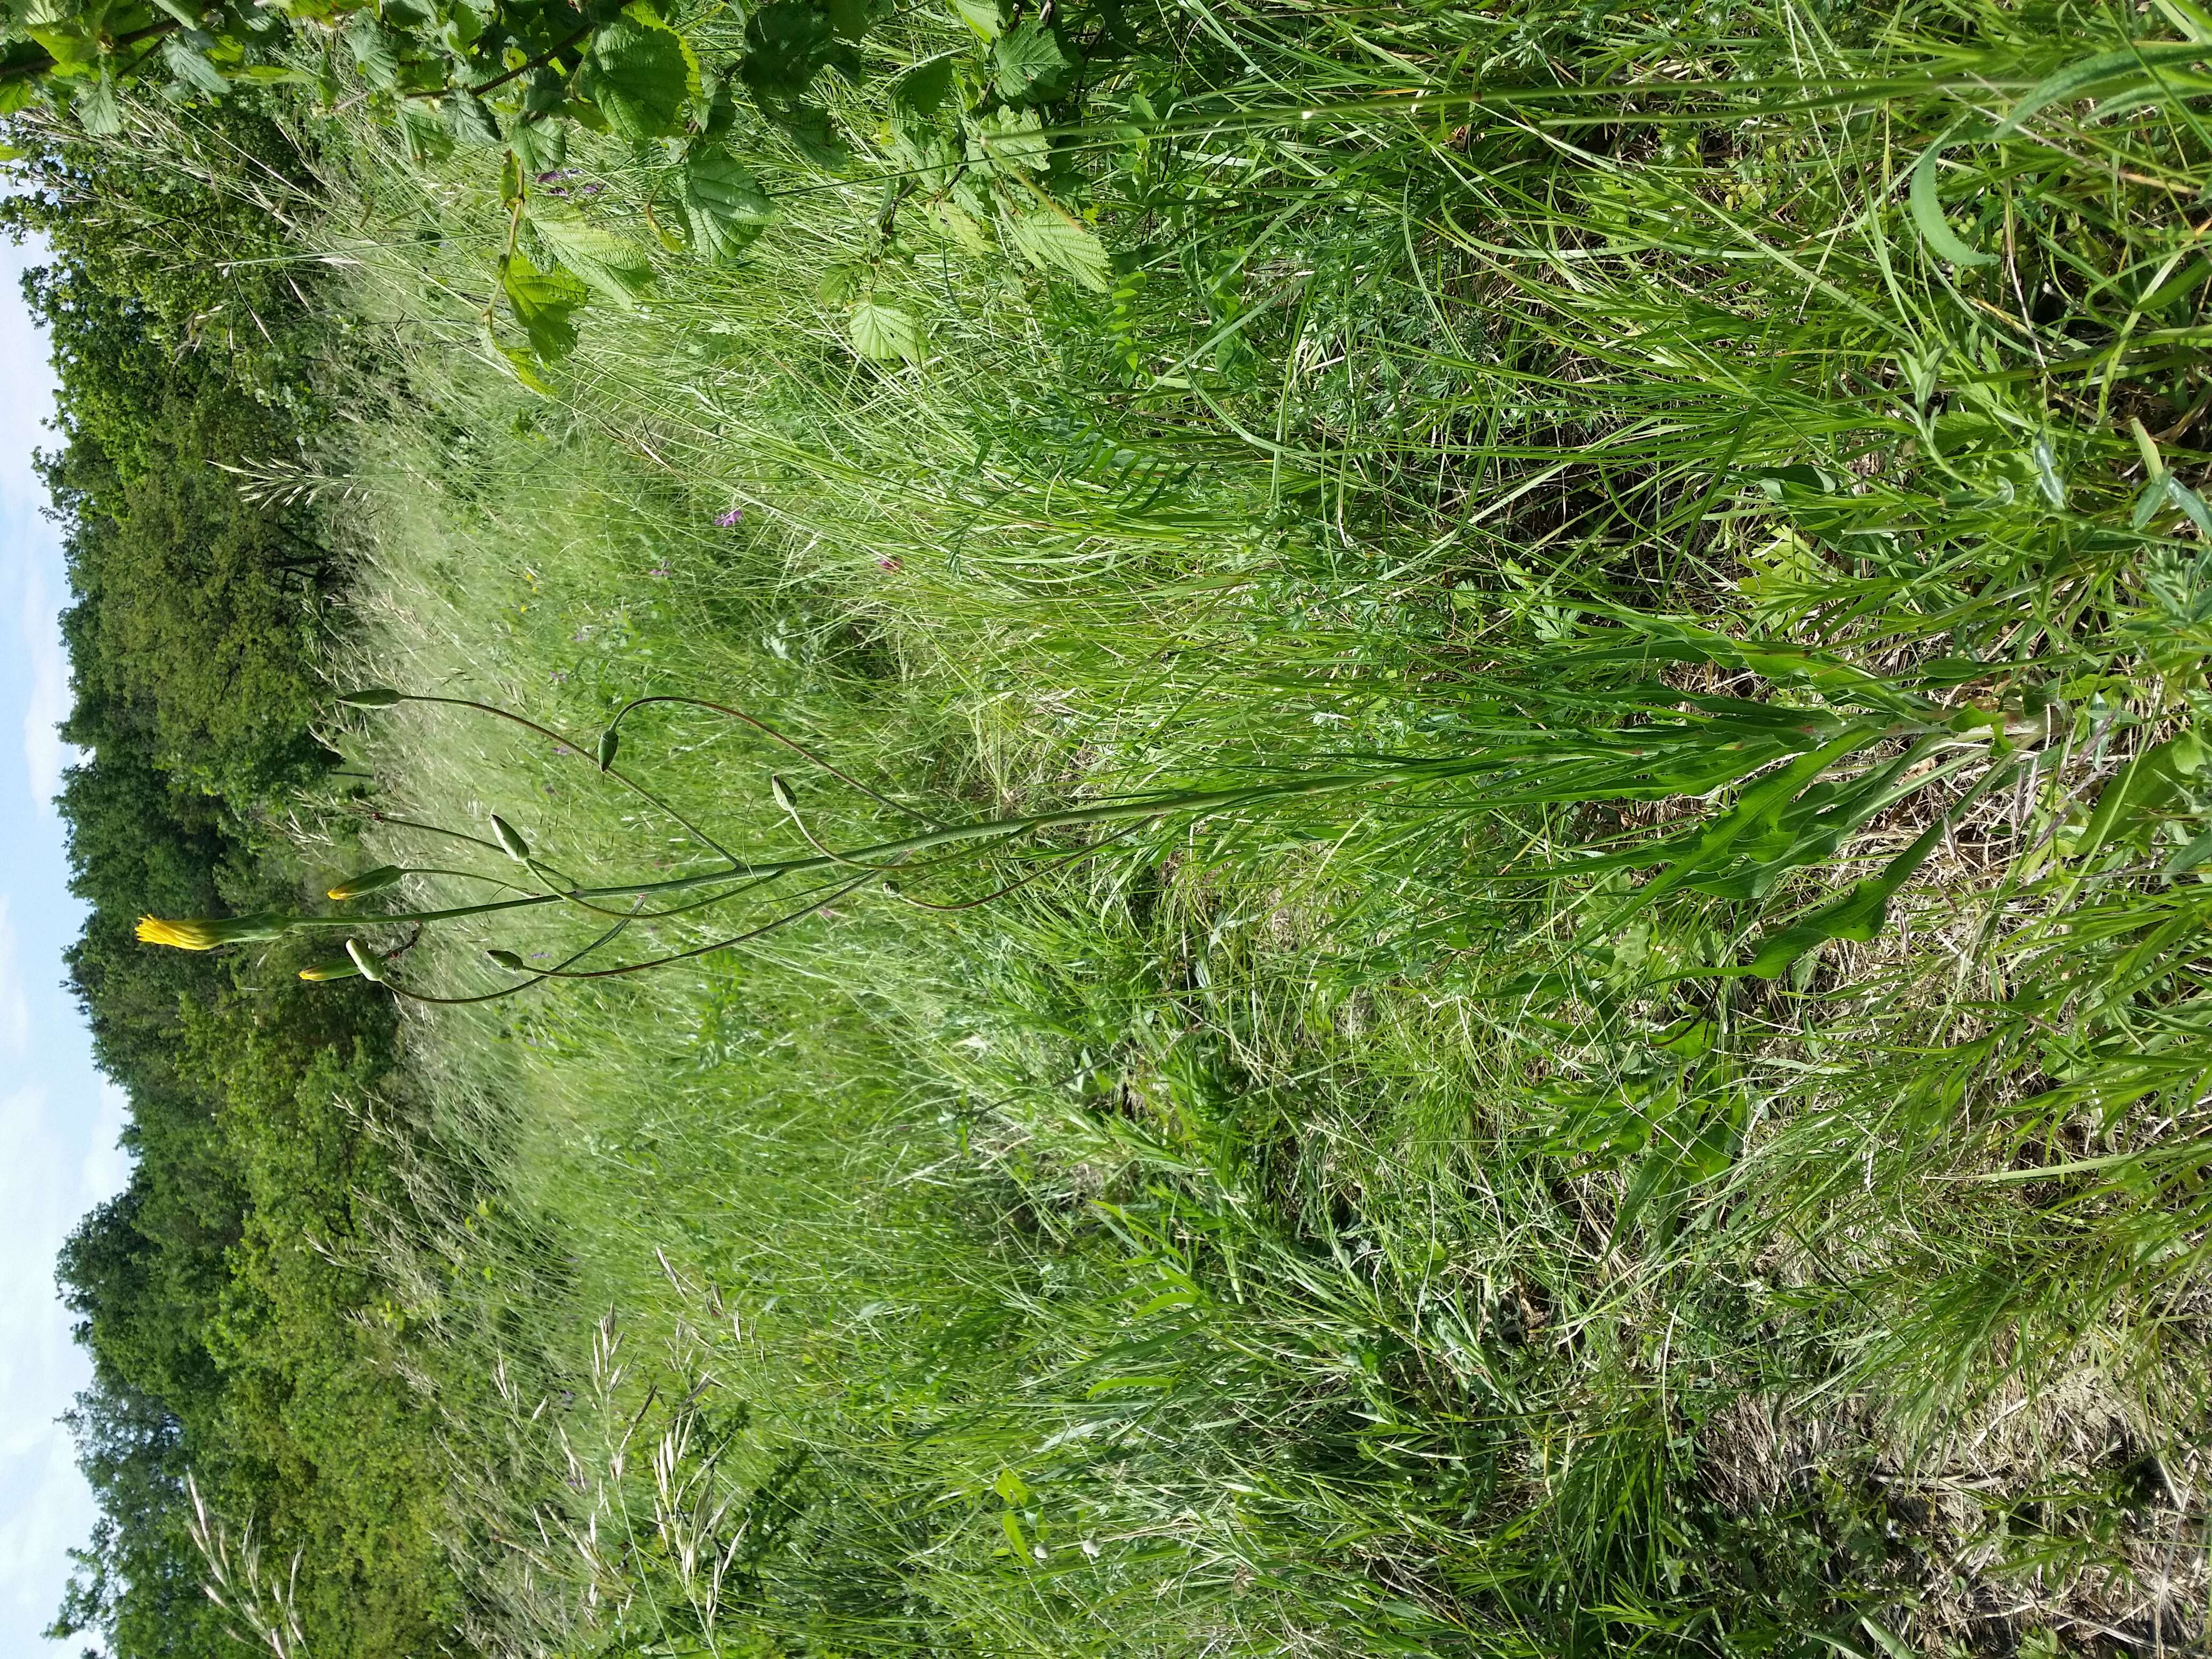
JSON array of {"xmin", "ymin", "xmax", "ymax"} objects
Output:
[{"xmin": 135, "ymin": 913, "xmax": 293, "ymax": 952}]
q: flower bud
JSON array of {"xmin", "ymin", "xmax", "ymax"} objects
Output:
[
  {"xmin": 596, "ymin": 727, "xmax": 619, "ymax": 772},
  {"xmin": 327, "ymin": 865, "xmax": 405, "ymax": 901},
  {"xmin": 771, "ymin": 774, "xmax": 796, "ymax": 813},
  {"xmin": 298, "ymin": 955, "xmax": 363, "ymax": 982},
  {"xmin": 345, "ymin": 938, "xmax": 387, "ymax": 983},
  {"xmin": 486, "ymin": 948, "xmax": 527, "ymax": 971},
  {"xmin": 136, "ymin": 912, "xmax": 294, "ymax": 951},
  {"xmin": 336, "ymin": 688, "xmax": 404, "ymax": 707},
  {"xmin": 491, "ymin": 815, "xmax": 532, "ymax": 862}
]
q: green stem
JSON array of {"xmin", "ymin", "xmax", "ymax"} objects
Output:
[{"xmin": 295, "ymin": 764, "xmax": 1463, "ymax": 936}]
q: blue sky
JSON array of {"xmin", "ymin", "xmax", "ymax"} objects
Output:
[{"xmin": 0, "ymin": 229, "xmax": 136, "ymax": 1653}]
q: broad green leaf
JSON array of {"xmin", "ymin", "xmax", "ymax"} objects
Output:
[
  {"xmin": 444, "ymin": 87, "xmax": 503, "ymax": 146},
  {"xmin": 968, "ymin": 104, "xmax": 1049, "ymax": 170},
  {"xmin": 531, "ymin": 211, "xmax": 654, "ymax": 308},
  {"xmin": 1908, "ymin": 139, "xmax": 1996, "ymax": 267},
  {"xmin": 1994, "ymin": 41, "xmax": 2209, "ymax": 138},
  {"xmin": 399, "ymin": 100, "xmax": 454, "ymax": 161},
  {"xmin": 950, "ymin": 0, "xmax": 1004, "ymax": 39},
  {"xmin": 683, "ymin": 145, "xmax": 775, "ymax": 261},
  {"xmin": 893, "ymin": 54, "xmax": 955, "ymax": 116},
  {"xmin": 501, "ymin": 254, "xmax": 588, "ymax": 361},
  {"xmin": 742, "ymin": 0, "xmax": 835, "ymax": 103},
  {"xmin": 345, "ymin": 15, "xmax": 399, "ymax": 86},
  {"xmin": 161, "ymin": 36, "xmax": 228, "ymax": 94},
  {"xmin": 849, "ymin": 301, "xmax": 923, "ymax": 363},
  {"xmin": 992, "ymin": 18, "xmax": 1066, "ymax": 100},
  {"xmin": 1006, "ymin": 210, "xmax": 1113, "ymax": 290},
  {"xmin": 576, "ymin": 11, "xmax": 691, "ymax": 140},
  {"xmin": 2133, "ymin": 473, "xmax": 2173, "ymax": 530}
]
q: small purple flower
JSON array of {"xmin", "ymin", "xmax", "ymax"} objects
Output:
[
  {"xmin": 647, "ymin": 564, "xmax": 672, "ymax": 579},
  {"xmin": 716, "ymin": 506, "xmax": 744, "ymax": 528},
  {"xmin": 879, "ymin": 556, "xmax": 902, "ymax": 572}
]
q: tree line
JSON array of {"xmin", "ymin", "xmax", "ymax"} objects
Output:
[{"xmin": 5, "ymin": 107, "xmax": 461, "ymax": 1659}]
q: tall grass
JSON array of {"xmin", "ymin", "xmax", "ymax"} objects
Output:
[{"xmin": 193, "ymin": 0, "xmax": 2212, "ymax": 1649}]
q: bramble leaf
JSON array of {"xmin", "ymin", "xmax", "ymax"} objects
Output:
[{"xmin": 1007, "ymin": 210, "xmax": 1111, "ymax": 290}]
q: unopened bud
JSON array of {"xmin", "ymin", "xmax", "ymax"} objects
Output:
[
  {"xmin": 491, "ymin": 814, "xmax": 531, "ymax": 862},
  {"xmin": 336, "ymin": 688, "xmax": 403, "ymax": 707},
  {"xmin": 345, "ymin": 938, "xmax": 387, "ymax": 983},
  {"xmin": 487, "ymin": 948, "xmax": 527, "ymax": 971},
  {"xmin": 328, "ymin": 864, "xmax": 405, "ymax": 901},
  {"xmin": 596, "ymin": 727, "xmax": 619, "ymax": 772},
  {"xmin": 771, "ymin": 774, "xmax": 796, "ymax": 813}
]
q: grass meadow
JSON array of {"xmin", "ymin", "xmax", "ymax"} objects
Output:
[{"xmin": 169, "ymin": 0, "xmax": 2212, "ymax": 1650}]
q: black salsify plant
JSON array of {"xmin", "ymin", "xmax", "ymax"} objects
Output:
[{"xmin": 133, "ymin": 677, "xmax": 2054, "ymax": 1001}]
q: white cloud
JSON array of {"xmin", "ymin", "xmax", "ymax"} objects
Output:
[
  {"xmin": 0, "ymin": 898, "xmax": 29, "ymax": 1058},
  {"xmin": 16, "ymin": 565, "xmax": 77, "ymax": 815}
]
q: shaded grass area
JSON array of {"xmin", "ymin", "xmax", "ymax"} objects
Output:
[{"xmin": 226, "ymin": 0, "xmax": 2212, "ymax": 1650}]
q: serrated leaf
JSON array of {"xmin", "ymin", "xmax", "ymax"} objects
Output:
[
  {"xmin": 991, "ymin": 18, "xmax": 1067, "ymax": 100},
  {"xmin": 532, "ymin": 211, "xmax": 655, "ymax": 308},
  {"xmin": 683, "ymin": 144, "xmax": 775, "ymax": 261},
  {"xmin": 1006, "ymin": 210, "xmax": 1110, "ymax": 290},
  {"xmin": 742, "ymin": 0, "xmax": 835, "ymax": 103},
  {"xmin": 1908, "ymin": 139, "xmax": 1996, "ymax": 268},
  {"xmin": 162, "ymin": 35, "xmax": 228, "ymax": 93},
  {"xmin": 444, "ymin": 87, "xmax": 503, "ymax": 146},
  {"xmin": 576, "ymin": 11, "xmax": 691, "ymax": 140},
  {"xmin": 502, "ymin": 253, "xmax": 589, "ymax": 361},
  {"xmin": 950, "ymin": 0, "xmax": 1004, "ymax": 39},
  {"xmin": 849, "ymin": 301, "xmax": 923, "ymax": 363},
  {"xmin": 345, "ymin": 10, "xmax": 400, "ymax": 83},
  {"xmin": 893, "ymin": 54, "xmax": 955, "ymax": 116},
  {"xmin": 773, "ymin": 103, "xmax": 846, "ymax": 166},
  {"xmin": 967, "ymin": 104, "xmax": 1048, "ymax": 169}
]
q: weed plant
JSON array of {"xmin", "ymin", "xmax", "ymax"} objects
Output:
[{"xmin": 138, "ymin": 0, "xmax": 2212, "ymax": 1651}]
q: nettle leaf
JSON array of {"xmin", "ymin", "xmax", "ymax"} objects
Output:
[
  {"xmin": 892, "ymin": 54, "xmax": 955, "ymax": 117},
  {"xmin": 683, "ymin": 144, "xmax": 775, "ymax": 261},
  {"xmin": 345, "ymin": 14, "xmax": 399, "ymax": 86},
  {"xmin": 1007, "ymin": 209, "xmax": 1110, "ymax": 290},
  {"xmin": 531, "ymin": 211, "xmax": 655, "ymax": 307},
  {"xmin": 502, "ymin": 253, "xmax": 589, "ymax": 361},
  {"xmin": 399, "ymin": 99, "xmax": 455, "ymax": 160},
  {"xmin": 849, "ymin": 300, "xmax": 923, "ymax": 363},
  {"xmin": 444, "ymin": 86, "xmax": 503, "ymax": 145},
  {"xmin": 741, "ymin": 0, "xmax": 835, "ymax": 104},
  {"xmin": 576, "ymin": 6, "xmax": 692, "ymax": 140},
  {"xmin": 775, "ymin": 102, "xmax": 846, "ymax": 166},
  {"xmin": 991, "ymin": 18, "xmax": 1067, "ymax": 101},
  {"xmin": 511, "ymin": 114, "xmax": 566, "ymax": 173}
]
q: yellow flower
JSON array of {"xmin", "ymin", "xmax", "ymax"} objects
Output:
[{"xmin": 134, "ymin": 913, "xmax": 292, "ymax": 951}]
